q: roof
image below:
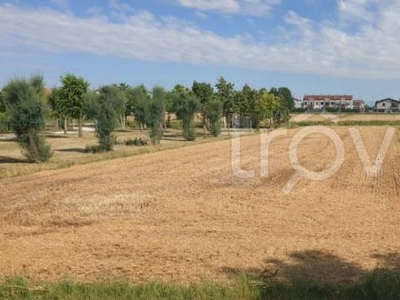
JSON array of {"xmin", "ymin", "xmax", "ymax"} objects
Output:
[
  {"xmin": 375, "ymin": 98, "xmax": 400, "ymax": 104},
  {"xmin": 353, "ymin": 100, "xmax": 365, "ymax": 104},
  {"xmin": 44, "ymin": 88, "xmax": 52, "ymax": 95},
  {"xmin": 303, "ymin": 95, "xmax": 353, "ymax": 101},
  {"xmin": 293, "ymin": 97, "xmax": 302, "ymax": 102}
]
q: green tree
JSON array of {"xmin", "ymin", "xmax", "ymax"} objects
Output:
[
  {"xmin": 237, "ymin": 84, "xmax": 258, "ymax": 129},
  {"xmin": 269, "ymin": 87, "xmax": 292, "ymax": 127},
  {"xmin": 253, "ymin": 89, "xmax": 267, "ymax": 130},
  {"xmin": 58, "ymin": 73, "xmax": 89, "ymax": 138},
  {"xmin": 257, "ymin": 89, "xmax": 280, "ymax": 128},
  {"xmin": 171, "ymin": 85, "xmax": 199, "ymax": 141},
  {"xmin": 192, "ymin": 81, "xmax": 214, "ymax": 138},
  {"xmin": 148, "ymin": 86, "xmax": 166, "ymax": 145},
  {"xmin": 112, "ymin": 83, "xmax": 130, "ymax": 129},
  {"xmin": 0, "ymin": 90, "xmax": 10, "ymax": 133},
  {"xmin": 206, "ymin": 98, "xmax": 223, "ymax": 137},
  {"xmin": 0, "ymin": 90, "xmax": 6, "ymax": 112},
  {"xmin": 215, "ymin": 76, "xmax": 236, "ymax": 134},
  {"xmin": 88, "ymin": 86, "xmax": 122, "ymax": 151},
  {"xmin": 128, "ymin": 85, "xmax": 151, "ymax": 131},
  {"xmin": 3, "ymin": 75, "xmax": 52, "ymax": 162},
  {"xmin": 48, "ymin": 87, "xmax": 69, "ymax": 134},
  {"xmin": 278, "ymin": 87, "xmax": 295, "ymax": 112}
]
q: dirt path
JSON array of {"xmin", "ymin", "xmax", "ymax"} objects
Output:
[{"xmin": 1, "ymin": 127, "xmax": 400, "ymax": 283}]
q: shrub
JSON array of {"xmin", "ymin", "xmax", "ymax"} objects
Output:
[
  {"xmin": 209, "ymin": 121, "xmax": 221, "ymax": 137},
  {"xmin": 3, "ymin": 76, "xmax": 53, "ymax": 162},
  {"xmin": 206, "ymin": 99, "xmax": 223, "ymax": 137},
  {"xmin": 125, "ymin": 138, "xmax": 148, "ymax": 146},
  {"xmin": 168, "ymin": 120, "xmax": 182, "ymax": 130},
  {"xmin": 86, "ymin": 86, "xmax": 122, "ymax": 152},
  {"xmin": 171, "ymin": 88, "xmax": 199, "ymax": 141},
  {"xmin": 325, "ymin": 107, "xmax": 340, "ymax": 113},
  {"xmin": 96, "ymin": 104, "xmax": 118, "ymax": 152},
  {"xmin": 292, "ymin": 108, "xmax": 308, "ymax": 113},
  {"xmin": 148, "ymin": 87, "xmax": 166, "ymax": 145},
  {"xmin": 0, "ymin": 112, "xmax": 10, "ymax": 133},
  {"xmin": 183, "ymin": 120, "xmax": 197, "ymax": 141}
]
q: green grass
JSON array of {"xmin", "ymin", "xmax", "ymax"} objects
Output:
[
  {"xmin": 290, "ymin": 120, "xmax": 400, "ymax": 127},
  {"xmin": 1, "ymin": 273, "xmax": 400, "ymax": 300},
  {"xmin": 338, "ymin": 120, "xmax": 400, "ymax": 126},
  {"xmin": 0, "ymin": 276, "xmax": 258, "ymax": 300},
  {"xmin": 290, "ymin": 120, "xmax": 335, "ymax": 127}
]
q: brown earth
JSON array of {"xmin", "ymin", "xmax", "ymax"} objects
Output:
[
  {"xmin": 291, "ymin": 113, "xmax": 400, "ymax": 122},
  {"xmin": 340, "ymin": 114, "xmax": 400, "ymax": 121},
  {"xmin": 0, "ymin": 129, "xmax": 225, "ymax": 180},
  {"xmin": 1, "ymin": 127, "xmax": 400, "ymax": 283}
]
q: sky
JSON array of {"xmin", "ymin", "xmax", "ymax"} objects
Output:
[{"xmin": 1, "ymin": 0, "xmax": 400, "ymax": 105}]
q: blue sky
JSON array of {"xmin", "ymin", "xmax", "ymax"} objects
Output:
[{"xmin": 0, "ymin": 0, "xmax": 399, "ymax": 104}]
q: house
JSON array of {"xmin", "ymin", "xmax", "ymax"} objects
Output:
[
  {"xmin": 303, "ymin": 95, "xmax": 353, "ymax": 110},
  {"xmin": 374, "ymin": 98, "xmax": 400, "ymax": 113},
  {"xmin": 44, "ymin": 88, "xmax": 52, "ymax": 96},
  {"xmin": 293, "ymin": 97, "xmax": 303, "ymax": 109},
  {"xmin": 353, "ymin": 100, "xmax": 365, "ymax": 112}
]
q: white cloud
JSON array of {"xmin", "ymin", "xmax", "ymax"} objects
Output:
[
  {"xmin": 176, "ymin": 0, "xmax": 280, "ymax": 16},
  {"xmin": 337, "ymin": 0, "xmax": 377, "ymax": 22},
  {"xmin": 48, "ymin": 0, "xmax": 69, "ymax": 9},
  {"xmin": 285, "ymin": 10, "xmax": 314, "ymax": 37},
  {"xmin": 108, "ymin": 0, "xmax": 134, "ymax": 12},
  {"xmin": 87, "ymin": 5, "xmax": 104, "ymax": 16},
  {"xmin": 194, "ymin": 11, "xmax": 208, "ymax": 19},
  {"xmin": 177, "ymin": 0, "xmax": 239, "ymax": 13},
  {"xmin": 1, "ymin": 3, "xmax": 400, "ymax": 80}
]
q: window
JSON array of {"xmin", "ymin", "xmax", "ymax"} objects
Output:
[{"xmin": 382, "ymin": 103, "xmax": 386, "ymax": 107}]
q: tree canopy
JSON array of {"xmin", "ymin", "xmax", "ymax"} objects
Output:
[
  {"xmin": 148, "ymin": 86, "xmax": 166, "ymax": 145},
  {"xmin": 171, "ymin": 85, "xmax": 199, "ymax": 141},
  {"xmin": 58, "ymin": 73, "xmax": 90, "ymax": 137},
  {"xmin": 192, "ymin": 81, "xmax": 214, "ymax": 137},
  {"xmin": 3, "ymin": 75, "xmax": 52, "ymax": 162},
  {"xmin": 215, "ymin": 76, "xmax": 236, "ymax": 133}
]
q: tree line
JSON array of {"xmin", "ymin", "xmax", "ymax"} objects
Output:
[{"xmin": 0, "ymin": 74, "xmax": 295, "ymax": 162}]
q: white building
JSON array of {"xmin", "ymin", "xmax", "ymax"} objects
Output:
[
  {"xmin": 374, "ymin": 98, "xmax": 400, "ymax": 113},
  {"xmin": 303, "ymin": 95, "xmax": 353, "ymax": 110},
  {"xmin": 293, "ymin": 97, "xmax": 303, "ymax": 109}
]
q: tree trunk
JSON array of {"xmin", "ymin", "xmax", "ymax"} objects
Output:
[
  {"xmin": 202, "ymin": 116, "xmax": 207, "ymax": 138},
  {"xmin": 120, "ymin": 114, "xmax": 126, "ymax": 130},
  {"xmin": 78, "ymin": 117, "xmax": 83, "ymax": 138},
  {"xmin": 227, "ymin": 114, "xmax": 231, "ymax": 135},
  {"xmin": 55, "ymin": 119, "xmax": 60, "ymax": 132},
  {"xmin": 28, "ymin": 131, "xmax": 39, "ymax": 161},
  {"xmin": 63, "ymin": 118, "xmax": 68, "ymax": 135}
]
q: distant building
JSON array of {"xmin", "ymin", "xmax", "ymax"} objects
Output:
[
  {"xmin": 374, "ymin": 98, "xmax": 400, "ymax": 113},
  {"xmin": 353, "ymin": 100, "xmax": 365, "ymax": 112},
  {"xmin": 293, "ymin": 97, "xmax": 303, "ymax": 109},
  {"xmin": 44, "ymin": 88, "xmax": 52, "ymax": 96},
  {"xmin": 303, "ymin": 95, "xmax": 353, "ymax": 110}
]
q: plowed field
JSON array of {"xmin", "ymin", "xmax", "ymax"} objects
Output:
[{"xmin": 1, "ymin": 127, "xmax": 400, "ymax": 283}]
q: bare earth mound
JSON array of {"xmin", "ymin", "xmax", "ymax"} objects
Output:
[{"xmin": 1, "ymin": 127, "xmax": 400, "ymax": 283}]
